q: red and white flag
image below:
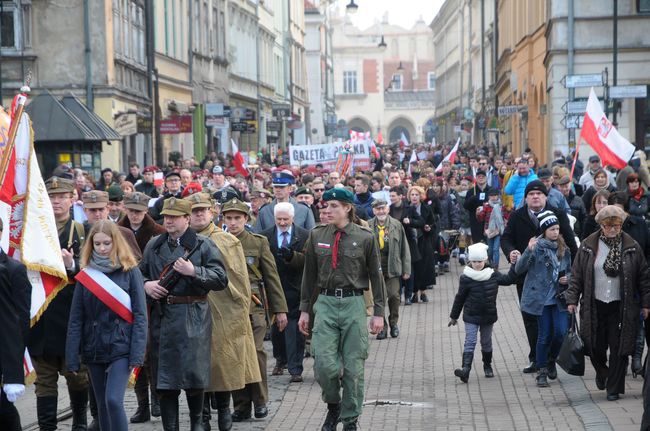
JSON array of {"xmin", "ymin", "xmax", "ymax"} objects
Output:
[
  {"xmin": 377, "ymin": 131, "xmax": 384, "ymax": 145},
  {"xmin": 399, "ymin": 132, "xmax": 409, "ymax": 149},
  {"xmin": 231, "ymin": 139, "xmax": 249, "ymax": 177},
  {"xmin": 75, "ymin": 268, "xmax": 133, "ymax": 323},
  {"xmin": 579, "ymin": 87, "xmax": 635, "ymax": 169},
  {"xmin": 435, "ymin": 138, "xmax": 460, "ymax": 173}
]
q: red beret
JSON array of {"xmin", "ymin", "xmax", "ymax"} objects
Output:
[
  {"xmin": 143, "ymin": 165, "xmax": 158, "ymax": 174},
  {"xmin": 181, "ymin": 182, "xmax": 203, "ymax": 197}
]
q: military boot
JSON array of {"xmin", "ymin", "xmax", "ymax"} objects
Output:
[
  {"xmin": 321, "ymin": 403, "xmax": 341, "ymax": 431},
  {"xmin": 151, "ymin": 388, "xmax": 161, "ymax": 417},
  {"xmin": 130, "ymin": 383, "xmax": 151, "ymax": 423},
  {"xmin": 159, "ymin": 394, "xmax": 180, "ymax": 431},
  {"xmin": 214, "ymin": 391, "xmax": 232, "ymax": 431},
  {"xmin": 187, "ymin": 392, "xmax": 205, "ymax": 431},
  {"xmin": 454, "ymin": 351, "xmax": 473, "ymax": 383},
  {"xmin": 36, "ymin": 396, "xmax": 58, "ymax": 431},
  {"xmin": 202, "ymin": 395, "xmax": 212, "ymax": 431},
  {"xmin": 632, "ymin": 326, "xmax": 646, "ymax": 378},
  {"xmin": 482, "ymin": 351, "xmax": 494, "ymax": 378},
  {"xmin": 68, "ymin": 389, "xmax": 88, "ymax": 430}
]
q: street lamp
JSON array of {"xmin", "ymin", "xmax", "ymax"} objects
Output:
[
  {"xmin": 397, "ymin": 61, "xmax": 404, "ymax": 71},
  {"xmin": 346, "ymin": 0, "xmax": 358, "ymax": 14},
  {"xmin": 378, "ymin": 35, "xmax": 387, "ymax": 50}
]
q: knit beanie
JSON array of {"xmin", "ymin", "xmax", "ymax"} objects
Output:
[
  {"xmin": 467, "ymin": 242, "xmax": 489, "ymax": 262},
  {"xmin": 537, "ymin": 210, "xmax": 559, "ymax": 234}
]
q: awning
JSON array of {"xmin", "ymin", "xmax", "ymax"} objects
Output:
[{"xmin": 25, "ymin": 92, "xmax": 122, "ymax": 142}]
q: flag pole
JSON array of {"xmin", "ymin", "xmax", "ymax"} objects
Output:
[
  {"xmin": 569, "ymin": 135, "xmax": 581, "ymax": 182},
  {"xmin": 0, "ymin": 88, "xmax": 29, "ymax": 186}
]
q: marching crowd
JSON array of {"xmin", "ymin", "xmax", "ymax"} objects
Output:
[{"xmin": 2, "ymin": 139, "xmax": 650, "ymax": 431}]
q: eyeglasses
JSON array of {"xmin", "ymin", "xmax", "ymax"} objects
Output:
[
  {"xmin": 601, "ymin": 224, "xmax": 622, "ymax": 230},
  {"xmin": 313, "ymin": 188, "xmax": 325, "ymax": 192},
  {"xmin": 479, "ymin": 162, "xmax": 487, "ymax": 165}
]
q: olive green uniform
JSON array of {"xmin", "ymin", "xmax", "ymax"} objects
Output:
[
  {"xmin": 300, "ymin": 222, "xmax": 385, "ymax": 424},
  {"xmin": 231, "ymin": 229, "xmax": 288, "ymax": 413}
]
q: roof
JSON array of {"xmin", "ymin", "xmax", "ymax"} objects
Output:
[{"xmin": 25, "ymin": 92, "xmax": 122, "ymax": 142}]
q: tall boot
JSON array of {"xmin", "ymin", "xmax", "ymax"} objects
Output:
[
  {"xmin": 187, "ymin": 392, "xmax": 205, "ymax": 431},
  {"xmin": 36, "ymin": 396, "xmax": 58, "ymax": 431},
  {"xmin": 151, "ymin": 387, "xmax": 161, "ymax": 417},
  {"xmin": 159, "ymin": 394, "xmax": 180, "ymax": 431},
  {"xmin": 130, "ymin": 383, "xmax": 151, "ymax": 423},
  {"xmin": 2, "ymin": 405, "xmax": 22, "ymax": 431},
  {"xmin": 454, "ymin": 352, "xmax": 473, "ymax": 383},
  {"xmin": 87, "ymin": 388, "xmax": 99, "ymax": 431},
  {"xmin": 202, "ymin": 395, "xmax": 212, "ymax": 431},
  {"xmin": 68, "ymin": 389, "xmax": 88, "ymax": 430},
  {"xmin": 214, "ymin": 391, "xmax": 232, "ymax": 431},
  {"xmin": 482, "ymin": 351, "xmax": 494, "ymax": 378},
  {"xmin": 633, "ymin": 325, "xmax": 646, "ymax": 378}
]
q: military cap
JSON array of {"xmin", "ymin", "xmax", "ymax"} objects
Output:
[
  {"xmin": 52, "ymin": 164, "xmax": 74, "ymax": 180},
  {"xmin": 371, "ymin": 199, "xmax": 388, "ymax": 208},
  {"xmin": 322, "ymin": 187, "xmax": 355, "ymax": 204},
  {"xmin": 272, "ymin": 171, "xmax": 295, "ymax": 187},
  {"xmin": 213, "ymin": 187, "xmax": 241, "ymax": 205},
  {"xmin": 160, "ymin": 197, "xmax": 192, "ymax": 216},
  {"xmin": 45, "ymin": 176, "xmax": 75, "ymax": 195},
  {"xmin": 185, "ymin": 192, "xmax": 213, "ymax": 209},
  {"xmin": 164, "ymin": 170, "xmax": 181, "ymax": 180},
  {"xmin": 123, "ymin": 192, "xmax": 150, "ymax": 211},
  {"xmin": 107, "ymin": 184, "xmax": 124, "ymax": 202},
  {"xmin": 250, "ymin": 187, "xmax": 273, "ymax": 199},
  {"xmin": 294, "ymin": 186, "xmax": 313, "ymax": 197},
  {"xmin": 82, "ymin": 191, "xmax": 109, "ymax": 209},
  {"xmin": 221, "ymin": 198, "xmax": 250, "ymax": 216}
]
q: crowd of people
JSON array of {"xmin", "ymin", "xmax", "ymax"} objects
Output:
[{"xmin": 3, "ymin": 138, "xmax": 650, "ymax": 430}]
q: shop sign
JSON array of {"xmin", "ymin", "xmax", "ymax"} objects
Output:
[
  {"xmin": 114, "ymin": 113, "xmax": 137, "ymax": 137},
  {"xmin": 137, "ymin": 115, "xmax": 153, "ymax": 134},
  {"xmin": 160, "ymin": 115, "xmax": 192, "ymax": 134},
  {"xmin": 267, "ymin": 121, "xmax": 282, "ymax": 132}
]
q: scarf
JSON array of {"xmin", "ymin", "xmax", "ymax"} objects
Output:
[
  {"xmin": 536, "ymin": 237, "xmax": 561, "ymax": 282},
  {"xmin": 463, "ymin": 265, "xmax": 494, "ymax": 281},
  {"xmin": 599, "ymin": 232, "xmax": 622, "ymax": 277},
  {"xmin": 487, "ymin": 200, "xmax": 505, "ymax": 236},
  {"xmin": 629, "ymin": 186, "xmax": 644, "ymax": 202},
  {"xmin": 89, "ymin": 251, "xmax": 121, "ymax": 273}
]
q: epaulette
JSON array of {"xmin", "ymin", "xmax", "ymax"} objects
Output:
[
  {"xmin": 250, "ymin": 232, "xmax": 267, "ymax": 240},
  {"xmin": 312, "ymin": 224, "xmax": 328, "ymax": 230}
]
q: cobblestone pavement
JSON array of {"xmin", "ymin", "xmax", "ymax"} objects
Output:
[{"xmin": 16, "ymin": 256, "xmax": 646, "ymax": 430}]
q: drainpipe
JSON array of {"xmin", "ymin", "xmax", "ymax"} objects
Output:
[
  {"xmin": 493, "ymin": 0, "xmax": 498, "ymax": 151},
  {"xmin": 83, "ymin": 0, "xmax": 94, "ymax": 110},
  {"xmin": 612, "ymin": 0, "xmax": 618, "ymax": 125},
  {"xmin": 568, "ymin": 0, "xmax": 575, "ymax": 148},
  {"xmin": 188, "ymin": 0, "xmax": 193, "ymax": 84}
]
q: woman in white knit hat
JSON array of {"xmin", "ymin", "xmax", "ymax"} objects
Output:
[{"xmin": 449, "ymin": 242, "xmax": 516, "ymax": 383}]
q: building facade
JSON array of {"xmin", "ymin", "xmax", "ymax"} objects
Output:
[{"xmin": 333, "ymin": 12, "xmax": 435, "ymax": 144}]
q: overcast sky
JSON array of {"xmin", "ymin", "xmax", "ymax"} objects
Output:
[{"xmin": 335, "ymin": 0, "xmax": 444, "ymax": 29}]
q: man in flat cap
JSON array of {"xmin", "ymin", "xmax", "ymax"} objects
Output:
[
  {"xmin": 184, "ymin": 193, "xmax": 260, "ymax": 430},
  {"xmin": 368, "ymin": 199, "xmax": 411, "ymax": 340},
  {"xmin": 253, "ymin": 171, "xmax": 315, "ymax": 233},
  {"xmin": 107, "ymin": 184, "xmax": 126, "ymax": 223},
  {"xmin": 27, "ymin": 177, "xmax": 91, "ymax": 431},
  {"xmin": 249, "ymin": 187, "xmax": 272, "ymax": 227},
  {"xmin": 149, "ymin": 171, "xmax": 184, "ymax": 224},
  {"xmin": 140, "ymin": 197, "xmax": 229, "ymax": 431},
  {"xmin": 298, "ymin": 188, "xmax": 385, "ymax": 431},
  {"xmin": 136, "ymin": 166, "xmax": 160, "ymax": 198},
  {"xmin": 222, "ymin": 198, "xmax": 288, "ymax": 423}
]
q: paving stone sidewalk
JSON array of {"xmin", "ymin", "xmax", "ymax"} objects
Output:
[{"xmin": 17, "ymin": 256, "xmax": 646, "ymax": 430}]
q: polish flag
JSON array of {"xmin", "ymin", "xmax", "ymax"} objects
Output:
[
  {"xmin": 435, "ymin": 137, "xmax": 460, "ymax": 173},
  {"xmin": 231, "ymin": 139, "xmax": 249, "ymax": 177},
  {"xmin": 377, "ymin": 131, "xmax": 384, "ymax": 145},
  {"xmin": 579, "ymin": 87, "xmax": 635, "ymax": 169},
  {"xmin": 399, "ymin": 132, "xmax": 409, "ymax": 148}
]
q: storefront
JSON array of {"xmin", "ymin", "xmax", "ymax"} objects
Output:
[{"xmin": 636, "ymin": 86, "xmax": 650, "ymax": 150}]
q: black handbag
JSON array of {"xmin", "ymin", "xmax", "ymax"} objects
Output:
[{"xmin": 557, "ymin": 313, "xmax": 585, "ymax": 376}]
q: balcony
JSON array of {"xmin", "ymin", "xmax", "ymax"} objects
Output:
[{"xmin": 384, "ymin": 90, "xmax": 435, "ymax": 110}]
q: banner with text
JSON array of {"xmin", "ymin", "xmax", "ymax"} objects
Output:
[{"xmin": 289, "ymin": 141, "xmax": 371, "ymax": 171}]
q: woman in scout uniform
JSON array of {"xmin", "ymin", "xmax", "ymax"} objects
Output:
[
  {"xmin": 298, "ymin": 187, "xmax": 386, "ymax": 431},
  {"xmin": 221, "ymin": 198, "xmax": 288, "ymax": 422},
  {"xmin": 185, "ymin": 192, "xmax": 261, "ymax": 431}
]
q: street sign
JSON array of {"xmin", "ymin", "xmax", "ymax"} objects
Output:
[
  {"xmin": 231, "ymin": 121, "xmax": 249, "ymax": 132},
  {"xmin": 610, "ymin": 85, "xmax": 648, "ymax": 99},
  {"xmin": 563, "ymin": 74, "xmax": 603, "ymax": 88},
  {"xmin": 267, "ymin": 121, "xmax": 282, "ymax": 132},
  {"xmin": 562, "ymin": 100, "xmax": 588, "ymax": 115},
  {"xmin": 497, "ymin": 105, "xmax": 522, "ymax": 116},
  {"xmin": 272, "ymin": 104, "xmax": 291, "ymax": 119},
  {"xmin": 560, "ymin": 115, "xmax": 584, "ymax": 129}
]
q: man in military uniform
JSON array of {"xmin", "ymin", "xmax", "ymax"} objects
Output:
[
  {"xmin": 249, "ymin": 187, "xmax": 273, "ymax": 227},
  {"xmin": 27, "ymin": 177, "xmax": 90, "ymax": 431},
  {"xmin": 118, "ymin": 192, "xmax": 165, "ymax": 423},
  {"xmin": 107, "ymin": 184, "xmax": 126, "ymax": 223},
  {"xmin": 253, "ymin": 171, "xmax": 315, "ymax": 232},
  {"xmin": 82, "ymin": 191, "xmax": 142, "ymax": 259},
  {"xmin": 368, "ymin": 199, "xmax": 411, "ymax": 339},
  {"xmin": 135, "ymin": 166, "xmax": 160, "ymax": 198},
  {"xmin": 185, "ymin": 192, "xmax": 261, "ymax": 431},
  {"xmin": 149, "ymin": 170, "xmax": 184, "ymax": 224},
  {"xmin": 221, "ymin": 198, "xmax": 288, "ymax": 422},
  {"xmin": 298, "ymin": 188, "xmax": 385, "ymax": 431},
  {"xmin": 140, "ymin": 197, "xmax": 229, "ymax": 431}
]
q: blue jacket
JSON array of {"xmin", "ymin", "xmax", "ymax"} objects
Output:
[
  {"xmin": 354, "ymin": 193, "xmax": 375, "ymax": 220},
  {"xmin": 504, "ymin": 172, "xmax": 538, "ymax": 208},
  {"xmin": 515, "ymin": 237, "xmax": 572, "ymax": 316},
  {"xmin": 66, "ymin": 267, "xmax": 147, "ymax": 370}
]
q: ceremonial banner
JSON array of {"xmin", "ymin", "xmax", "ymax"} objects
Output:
[{"xmin": 289, "ymin": 142, "xmax": 371, "ymax": 171}]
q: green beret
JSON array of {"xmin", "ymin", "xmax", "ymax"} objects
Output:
[{"xmin": 322, "ymin": 187, "xmax": 355, "ymax": 204}]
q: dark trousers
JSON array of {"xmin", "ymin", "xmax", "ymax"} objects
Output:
[
  {"xmin": 87, "ymin": 358, "xmax": 130, "ymax": 431},
  {"xmin": 517, "ymin": 282, "xmax": 539, "ymax": 362},
  {"xmin": 0, "ymin": 385, "xmax": 21, "ymax": 431},
  {"xmin": 642, "ymin": 355, "xmax": 650, "ymax": 430},
  {"xmin": 271, "ymin": 318, "xmax": 305, "ymax": 376},
  {"xmin": 590, "ymin": 300, "xmax": 628, "ymax": 395}
]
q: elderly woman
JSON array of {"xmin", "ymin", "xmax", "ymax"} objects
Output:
[
  {"xmin": 626, "ymin": 173, "xmax": 650, "ymax": 219},
  {"xmin": 565, "ymin": 205, "xmax": 650, "ymax": 401}
]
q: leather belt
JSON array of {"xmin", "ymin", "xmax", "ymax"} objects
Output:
[
  {"xmin": 320, "ymin": 288, "xmax": 364, "ymax": 299},
  {"xmin": 166, "ymin": 295, "xmax": 207, "ymax": 304}
]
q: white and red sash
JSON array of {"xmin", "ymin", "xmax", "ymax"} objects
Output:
[{"xmin": 75, "ymin": 268, "xmax": 133, "ymax": 323}]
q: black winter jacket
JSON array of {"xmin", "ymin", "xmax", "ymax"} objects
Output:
[{"xmin": 449, "ymin": 267, "xmax": 517, "ymax": 325}]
